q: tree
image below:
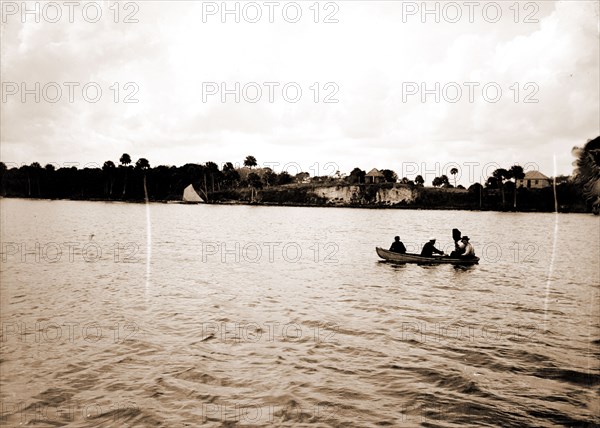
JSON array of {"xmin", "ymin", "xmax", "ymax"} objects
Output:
[
  {"xmin": 485, "ymin": 176, "xmax": 499, "ymax": 188},
  {"xmin": 248, "ymin": 172, "xmax": 262, "ymax": 187},
  {"xmin": 0, "ymin": 162, "xmax": 6, "ymax": 196},
  {"xmin": 432, "ymin": 175, "xmax": 449, "ymax": 187},
  {"xmin": 380, "ymin": 169, "xmax": 398, "ymax": 183},
  {"xmin": 244, "ymin": 155, "xmax": 257, "ymax": 168},
  {"xmin": 247, "ymin": 172, "xmax": 262, "ymax": 202},
  {"xmin": 414, "ymin": 175, "xmax": 425, "ymax": 187},
  {"xmin": 120, "ymin": 153, "xmax": 132, "ymax": 197},
  {"xmin": 468, "ymin": 183, "xmax": 482, "ymax": 193},
  {"xmin": 450, "ymin": 168, "xmax": 459, "ymax": 187},
  {"xmin": 136, "ymin": 158, "xmax": 151, "ymax": 201},
  {"xmin": 27, "ymin": 162, "xmax": 42, "ymax": 196},
  {"xmin": 136, "ymin": 158, "xmax": 150, "ymax": 170},
  {"xmin": 469, "ymin": 182, "xmax": 484, "ymax": 208},
  {"xmin": 222, "ymin": 162, "xmax": 240, "ymax": 188},
  {"xmin": 508, "ymin": 165, "xmax": 525, "ymax": 209},
  {"xmin": 492, "ymin": 168, "xmax": 510, "ymax": 207},
  {"xmin": 572, "ymin": 136, "xmax": 600, "ymax": 209},
  {"xmin": 295, "ymin": 172, "xmax": 310, "ymax": 183},
  {"xmin": 204, "ymin": 161, "xmax": 222, "ymax": 192},
  {"xmin": 263, "ymin": 169, "xmax": 277, "ymax": 186},
  {"xmin": 102, "ymin": 161, "xmax": 116, "ymax": 196},
  {"xmin": 348, "ymin": 168, "xmax": 366, "ymax": 184},
  {"xmin": 120, "ymin": 153, "xmax": 131, "ymax": 166},
  {"xmin": 277, "ymin": 171, "xmax": 293, "ymax": 185},
  {"xmin": 204, "ymin": 161, "xmax": 219, "ymax": 171}
]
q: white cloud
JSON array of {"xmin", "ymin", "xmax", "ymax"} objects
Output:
[{"xmin": 1, "ymin": 0, "xmax": 598, "ymax": 184}]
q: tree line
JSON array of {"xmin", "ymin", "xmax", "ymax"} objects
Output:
[
  {"xmin": 0, "ymin": 155, "xmax": 304, "ymax": 201},
  {"xmin": 0, "ymin": 151, "xmax": 593, "ymax": 212}
]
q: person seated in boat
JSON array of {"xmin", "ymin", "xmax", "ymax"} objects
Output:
[
  {"xmin": 459, "ymin": 236, "xmax": 475, "ymax": 258},
  {"xmin": 450, "ymin": 239, "xmax": 466, "ymax": 258},
  {"xmin": 389, "ymin": 236, "xmax": 406, "ymax": 254},
  {"xmin": 421, "ymin": 237, "xmax": 445, "ymax": 257}
]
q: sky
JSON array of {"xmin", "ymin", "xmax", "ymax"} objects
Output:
[{"xmin": 1, "ymin": 0, "xmax": 599, "ymax": 185}]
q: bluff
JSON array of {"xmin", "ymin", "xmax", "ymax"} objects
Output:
[{"xmin": 243, "ymin": 183, "xmax": 416, "ymax": 207}]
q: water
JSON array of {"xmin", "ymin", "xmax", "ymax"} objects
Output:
[{"xmin": 1, "ymin": 198, "xmax": 598, "ymax": 427}]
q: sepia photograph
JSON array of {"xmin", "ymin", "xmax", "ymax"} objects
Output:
[{"xmin": 1, "ymin": 1, "xmax": 599, "ymax": 426}]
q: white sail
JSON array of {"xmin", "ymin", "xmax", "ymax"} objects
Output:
[{"xmin": 183, "ymin": 184, "xmax": 204, "ymax": 203}]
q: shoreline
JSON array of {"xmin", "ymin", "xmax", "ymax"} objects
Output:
[{"xmin": 0, "ymin": 195, "xmax": 591, "ymax": 214}]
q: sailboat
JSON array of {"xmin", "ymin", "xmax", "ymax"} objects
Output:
[{"xmin": 182, "ymin": 184, "xmax": 205, "ymax": 204}]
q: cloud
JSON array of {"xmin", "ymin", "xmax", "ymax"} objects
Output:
[{"xmin": 1, "ymin": 1, "xmax": 598, "ymax": 183}]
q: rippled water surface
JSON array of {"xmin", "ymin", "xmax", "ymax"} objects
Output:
[{"xmin": 1, "ymin": 198, "xmax": 599, "ymax": 427}]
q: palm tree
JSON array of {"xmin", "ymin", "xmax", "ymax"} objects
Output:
[
  {"xmin": 120, "ymin": 153, "xmax": 131, "ymax": 197},
  {"xmin": 508, "ymin": 165, "xmax": 525, "ymax": 209},
  {"xmin": 136, "ymin": 158, "xmax": 150, "ymax": 201},
  {"xmin": 572, "ymin": 137, "xmax": 600, "ymax": 210},
  {"xmin": 222, "ymin": 162, "xmax": 240, "ymax": 189},
  {"xmin": 248, "ymin": 172, "xmax": 262, "ymax": 201},
  {"xmin": 450, "ymin": 168, "xmax": 458, "ymax": 187},
  {"xmin": 492, "ymin": 168, "xmax": 509, "ymax": 208},
  {"xmin": 102, "ymin": 161, "xmax": 116, "ymax": 196},
  {"xmin": 244, "ymin": 155, "xmax": 257, "ymax": 168},
  {"xmin": 204, "ymin": 161, "xmax": 221, "ymax": 191}
]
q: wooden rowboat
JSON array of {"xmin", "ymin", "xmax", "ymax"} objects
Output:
[{"xmin": 376, "ymin": 247, "xmax": 479, "ymax": 265}]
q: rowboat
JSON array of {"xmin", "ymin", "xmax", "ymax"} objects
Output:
[{"xmin": 376, "ymin": 247, "xmax": 479, "ymax": 265}]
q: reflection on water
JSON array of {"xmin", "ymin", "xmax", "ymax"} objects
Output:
[{"xmin": 1, "ymin": 198, "xmax": 599, "ymax": 426}]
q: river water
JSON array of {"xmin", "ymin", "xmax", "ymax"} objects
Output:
[{"xmin": 1, "ymin": 198, "xmax": 598, "ymax": 427}]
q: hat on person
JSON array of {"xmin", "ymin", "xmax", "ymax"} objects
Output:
[
  {"xmin": 461, "ymin": 236, "xmax": 470, "ymax": 241},
  {"xmin": 429, "ymin": 237, "xmax": 436, "ymax": 241}
]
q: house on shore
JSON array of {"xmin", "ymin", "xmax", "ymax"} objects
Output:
[
  {"xmin": 365, "ymin": 168, "xmax": 385, "ymax": 184},
  {"xmin": 516, "ymin": 171, "xmax": 551, "ymax": 189}
]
